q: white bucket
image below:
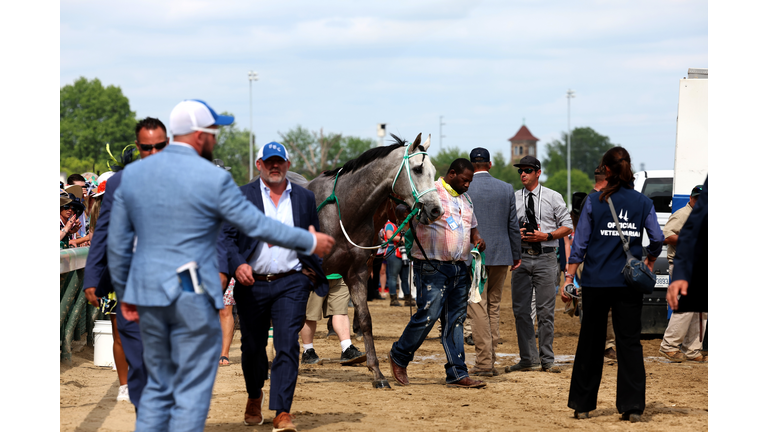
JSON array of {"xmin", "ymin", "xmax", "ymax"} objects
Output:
[{"xmin": 93, "ymin": 320, "xmax": 115, "ymax": 367}]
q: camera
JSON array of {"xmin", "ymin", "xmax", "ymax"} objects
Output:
[
  {"xmin": 563, "ymin": 283, "xmax": 579, "ymax": 299},
  {"xmin": 519, "ymin": 219, "xmax": 535, "ymax": 236},
  {"xmin": 399, "ymin": 245, "xmax": 408, "ymax": 263}
]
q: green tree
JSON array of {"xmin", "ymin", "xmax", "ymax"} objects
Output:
[
  {"xmin": 60, "ymin": 77, "xmax": 136, "ymax": 172},
  {"xmin": 543, "ymin": 169, "xmax": 594, "ymax": 202},
  {"xmin": 278, "ymin": 126, "xmax": 376, "ymax": 180},
  {"xmin": 542, "ymin": 127, "xmax": 616, "ymax": 180},
  {"xmin": 429, "ymin": 147, "xmax": 467, "ymax": 179},
  {"xmin": 213, "ymin": 113, "xmax": 251, "ymax": 185},
  {"xmin": 488, "ymin": 151, "xmax": 523, "ymax": 190}
]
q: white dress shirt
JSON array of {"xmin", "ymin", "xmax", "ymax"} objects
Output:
[{"xmin": 249, "ymin": 179, "xmax": 302, "ymax": 274}]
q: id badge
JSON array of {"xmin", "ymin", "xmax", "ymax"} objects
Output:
[{"xmin": 446, "ymin": 216, "xmax": 459, "ymax": 231}]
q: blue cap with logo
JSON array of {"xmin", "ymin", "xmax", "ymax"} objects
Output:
[{"xmin": 257, "ymin": 141, "xmax": 290, "ymax": 162}]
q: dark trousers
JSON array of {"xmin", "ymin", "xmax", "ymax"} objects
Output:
[
  {"xmin": 367, "ymin": 256, "xmax": 384, "ymax": 300},
  {"xmin": 115, "ymin": 301, "xmax": 147, "ymax": 411},
  {"xmin": 234, "ymin": 273, "xmax": 310, "ymax": 415},
  {"xmin": 568, "ymin": 287, "xmax": 646, "ymax": 414}
]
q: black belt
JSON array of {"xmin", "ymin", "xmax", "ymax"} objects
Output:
[
  {"xmin": 522, "ymin": 247, "xmax": 556, "ymax": 256},
  {"xmin": 252, "ymin": 269, "xmax": 299, "ymax": 282}
]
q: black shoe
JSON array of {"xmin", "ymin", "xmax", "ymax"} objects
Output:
[
  {"xmin": 340, "ymin": 344, "xmax": 367, "ymax": 365},
  {"xmin": 574, "ymin": 410, "xmax": 589, "ymax": 419},
  {"xmin": 621, "ymin": 412, "xmax": 642, "ymax": 423},
  {"xmin": 301, "ymin": 348, "xmax": 320, "ymax": 365},
  {"xmin": 465, "ymin": 334, "xmax": 475, "ymax": 346}
]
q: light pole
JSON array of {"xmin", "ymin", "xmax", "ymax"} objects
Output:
[
  {"xmin": 566, "ymin": 89, "xmax": 575, "ymax": 210},
  {"xmin": 248, "ymin": 71, "xmax": 258, "ymax": 180},
  {"xmin": 377, "ymin": 123, "xmax": 386, "ymax": 147},
  {"xmin": 439, "ymin": 115, "xmax": 446, "ymax": 151}
]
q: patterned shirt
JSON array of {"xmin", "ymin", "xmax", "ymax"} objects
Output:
[{"xmin": 410, "ymin": 179, "xmax": 478, "ymax": 262}]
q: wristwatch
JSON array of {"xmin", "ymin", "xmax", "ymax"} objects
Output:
[{"xmin": 546, "ymin": 232, "xmax": 553, "ymax": 241}]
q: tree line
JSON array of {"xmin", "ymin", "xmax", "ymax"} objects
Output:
[{"xmin": 61, "ymin": 77, "xmax": 618, "ymax": 198}]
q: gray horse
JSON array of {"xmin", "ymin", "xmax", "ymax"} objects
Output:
[{"xmin": 290, "ymin": 133, "xmax": 443, "ymax": 388}]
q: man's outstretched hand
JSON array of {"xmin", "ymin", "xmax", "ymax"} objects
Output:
[{"xmin": 310, "ymin": 225, "xmax": 335, "ymax": 257}]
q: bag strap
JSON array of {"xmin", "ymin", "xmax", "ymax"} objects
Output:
[{"xmin": 606, "ymin": 196, "xmax": 635, "ymax": 261}]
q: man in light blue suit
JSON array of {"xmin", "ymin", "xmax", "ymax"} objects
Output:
[{"xmin": 108, "ymin": 99, "xmax": 335, "ymax": 432}]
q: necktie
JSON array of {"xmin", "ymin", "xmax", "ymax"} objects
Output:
[{"xmin": 527, "ymin": 192, "xmax": 541, "ymax": 253}]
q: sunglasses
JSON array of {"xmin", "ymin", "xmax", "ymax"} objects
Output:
[
  {"xmin": 138, "ymin": 141, "xmax": 168, "ymax": 152},
  {"xmin": 62, "ymin": 205, "xmax": 73, "ymax": 210},
  {"xmin": 518, "ymin": 168, "xmax": 536, "ymax": 174}
]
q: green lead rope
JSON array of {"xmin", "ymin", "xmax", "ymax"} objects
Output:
[{"xmin": 316, "ymin": 167, "xmax": 419, "ymax": 250}]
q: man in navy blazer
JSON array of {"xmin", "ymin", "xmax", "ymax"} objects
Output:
[
  {"xmin": 108, "ymin": 101, "xmax": 335, "ymax": 432},
  {"xmin": 217, "ymin": 142, "xmax": 326, "ymax": 431},
  {"xmin": 83, "ymin": 117, "xmax": 169, "ymax": 410}
]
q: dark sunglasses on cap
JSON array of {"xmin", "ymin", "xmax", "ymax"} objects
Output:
[
  {"xmin": 518, "ymin": 168, "xmax": 536, "ymax": 174},
  {"xmin": 138, "ymin": 141, "xmax": 168, "ymax": 152}
]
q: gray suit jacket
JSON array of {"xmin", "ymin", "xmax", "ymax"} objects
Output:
[{"xmin": 466, "ymin": 171, "xmax": 521, "ymax": 265}]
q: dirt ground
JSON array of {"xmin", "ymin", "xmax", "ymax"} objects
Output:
[{"xmin": 60, "ymin": 273, "xmax": 708, "ymax": 431}]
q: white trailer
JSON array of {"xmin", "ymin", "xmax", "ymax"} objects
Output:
[{"xmin": 672, "ymin": 68, "xmax": 708, "ymax": 212}]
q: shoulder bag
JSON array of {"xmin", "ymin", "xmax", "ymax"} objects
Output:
[{"xmin": 607, "ymin": 197, "xmax": 656, "ymax": 294}]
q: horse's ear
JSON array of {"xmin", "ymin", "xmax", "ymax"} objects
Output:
[
  {"xmin": 409, "ymin": 133, "xmax": 422, "ymax": 153},
  {"xmin": 422, "ymin": 134, "xmax": 431, "ymax": 151}
]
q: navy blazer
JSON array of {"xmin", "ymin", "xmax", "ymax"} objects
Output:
[
  {"xmin": 671, "ymin": 177, "xmax": 708, "ymax": 313},
  {"xmin": 217, "ymin": 179, "xmax": 329, "ymax": 297},
  {"xmin": 82, "ymin": 170, "xmax": 123, "ymax": 298}
]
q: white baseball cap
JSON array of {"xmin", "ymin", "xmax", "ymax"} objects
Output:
[{"xmin": 169, "ymin": 99, "xmax": 234, "ymax": 136}]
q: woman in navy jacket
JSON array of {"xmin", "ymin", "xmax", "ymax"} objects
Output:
[{"xmin": 560, "ymin": 147, "xmax": 664, "ymax": 422}]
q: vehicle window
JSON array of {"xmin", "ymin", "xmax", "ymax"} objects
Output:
[{"xmin": 641, "ymin": 178, "xmax": 673, "ymax": 214}]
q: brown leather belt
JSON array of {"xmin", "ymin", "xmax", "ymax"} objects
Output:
[{"xmin": 252, "ymin": 269, "xmax": 299, "ymax": 282}]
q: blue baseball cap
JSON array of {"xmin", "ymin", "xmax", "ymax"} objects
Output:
[
  {"xmin": 169, "ymin": 99, "xmax": 234, "ymax": 136},
  {"xmin": 257, "ymin": 142, "xmax": 290, "ymax": 162}
]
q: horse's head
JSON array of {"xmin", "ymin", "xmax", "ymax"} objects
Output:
[{"xmin": 392, "ymin": 133, "xmax": 444, "ymax": 225}]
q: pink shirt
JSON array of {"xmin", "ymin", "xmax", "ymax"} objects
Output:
[{"xmin": 410, "ymin": 179, "xmax": 477, "ymax": 262}]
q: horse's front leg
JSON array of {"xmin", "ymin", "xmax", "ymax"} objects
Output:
[{"xmin": 346, "ymin": 266, "xmax": 391, "ymax": 389}]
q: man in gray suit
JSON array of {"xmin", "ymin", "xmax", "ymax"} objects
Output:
[
  {"xmin": 465, "ymin": 148, "xmax": 522, "ymax": 376},
  {"xmin": 108, "ymin": 99, "xmax": 335, "ymax": 432}
]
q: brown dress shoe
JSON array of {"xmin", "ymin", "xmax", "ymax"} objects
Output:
[
  {"xmin": 447, "ymin": 376, "xmax": 487, "ymax": 388},
  {"xmin": 388, "ymin": 350, "xmax": 409, "ymax": 386},
  {"xmin": 244, "ymin": 390, "xmax": 265, "ymax": 426},
  {"xmin": 272, "ymin": 412, "xmax": 296, "ymax": 432}
]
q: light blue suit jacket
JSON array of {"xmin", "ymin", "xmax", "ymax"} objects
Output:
[{"xmin": 107, "ymin": 144, "xmax": 316, "ymax": 309}]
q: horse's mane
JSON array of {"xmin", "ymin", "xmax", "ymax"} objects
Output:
[{"xmin": 323, "ymin": 134, "xmax": 410, "ymax": 178}]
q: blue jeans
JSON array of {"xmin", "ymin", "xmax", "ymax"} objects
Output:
[
  {"xmin": 390, "ymin": 259, "xmax": 470, "ymax": 383},
  {"xmin": 386, "ymin": 253, "xmax": 411, "ymax": 297}
]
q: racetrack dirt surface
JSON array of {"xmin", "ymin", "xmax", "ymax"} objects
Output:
[{"xmin": 60, "ymin": 272, "xmax": 708, "ymax": 431}]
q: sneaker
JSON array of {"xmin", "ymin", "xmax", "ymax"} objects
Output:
[
  {"xmin": 465, "ymin": 334, "xmax": 475, "ymax": 346},
  {"xmin": 541, "ymin": 362, "xmax": 562, "ymax": 373},
  {"xmin": 340, "ymin": 344, "xmax": 367, "ymax": 365},
  {"xmin": 504, "ymin": 362, "xmax": 541, "ymax": 373},
  {"xmin": 659, "ymin": 349, "xmax": 686, "ymax": 363},
  {"xmin": 116, "ymin": 384, "xmax": 131, "ymax": 402},
  {"xmin": 688, "ymin": 354, "xmax": 708, "ymax": 363},
  {"xmin": 604, "ymin": 347, "xmax": 617, "ymax": 360},
  {"xmin": 301, "ymin": 348, "xmax": 320, "ymax": 365}
]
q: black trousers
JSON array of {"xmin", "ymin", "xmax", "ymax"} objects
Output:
[
  {"xmin": 568, "ymin": 286, "xmax": 646, "ymax": 414},
  {"xmin": 367, "ymin": 256, "xmax": 384, "ymax": 300},
  {"xmin": 234, "ymin": 273, "xmax": 310, "ymax": 414}
]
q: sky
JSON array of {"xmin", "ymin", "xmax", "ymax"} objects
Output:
[{"xmin": 59, "ymin": 0, "xmax": 707, "ymax": 171}]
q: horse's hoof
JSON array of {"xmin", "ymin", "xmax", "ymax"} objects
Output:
[{"xmin": 372, "ymin": 379, "xmax": 391, "ymax": 389}]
